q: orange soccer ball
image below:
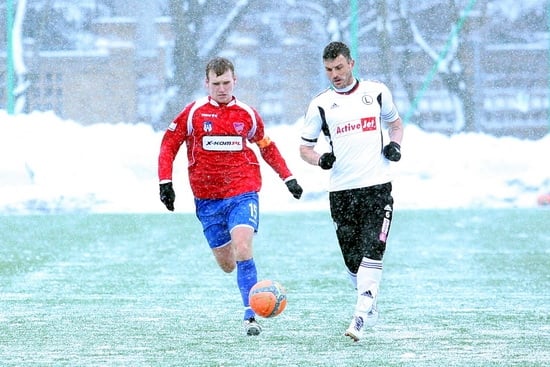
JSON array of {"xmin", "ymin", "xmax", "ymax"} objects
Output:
[{"xmin": 248, "ymin": 280, "xmax": 287, "ymax": 318}]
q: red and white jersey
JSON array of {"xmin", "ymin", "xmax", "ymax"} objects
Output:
[
  {"xmin": 159, "ymin": 96, "xmax": 293, "ymax": 199},
  {"xmin": 301, "ymin": 79, "xmax": 400, "ymax": 192}
]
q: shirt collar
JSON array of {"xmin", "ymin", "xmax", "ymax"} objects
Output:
[
  {"xmin": 208, "ymin": 96, "xmax": 237, "ymax": 107},
  {"xmin": 333, "ymin": 79, "xmax": 359, "ymax": 95}
]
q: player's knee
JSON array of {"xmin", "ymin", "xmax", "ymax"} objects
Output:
[
  {"xmin": 366, "ymin": 241, "xmax": 386, "ymax": 261},
  {"xmin": 337, "ymin": 225, "xmax": 363, "ymax": 272},
  {"xmin": 343, "ymin": 249, "xmax": 364, "ymax": 274},
  {"xmin": 213, "ymin": 242, "xmax": 239, "ymax": 273},
  {"xmin": 219, "ymin": 261, "xmax": 236, "ymax": 273}
]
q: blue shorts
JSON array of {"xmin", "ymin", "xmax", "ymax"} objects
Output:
[{"xmin": 195, "ymin": 192, "xmax": 259, "ymax": 249}]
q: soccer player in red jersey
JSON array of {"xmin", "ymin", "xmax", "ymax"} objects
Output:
[{"xmin": 158, "ymin": 57, "xmax": 303, "ymax": 336}]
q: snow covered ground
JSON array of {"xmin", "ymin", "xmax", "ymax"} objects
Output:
[{"xmin": 1, "ymin": 110, "xmax": 549, "ymax": 214}]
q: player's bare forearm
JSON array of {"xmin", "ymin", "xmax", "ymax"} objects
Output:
[
  {"xmin": 388, "ymin": 117, "xmax": 404, "ymax": 144},
  {"xmin": 299, "ymin": 145, "xmax": 321, "ymax": 166}
]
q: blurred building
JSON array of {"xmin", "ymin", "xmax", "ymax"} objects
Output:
[
  {"xmin": 0, "ymin": 8, "xmax": 548, "ymax": 139},
  {"xmin": 3, "ymin": 18, "xmax": 158, "ymax": 125}
]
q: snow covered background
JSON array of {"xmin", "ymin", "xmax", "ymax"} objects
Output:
[{"xmin": 1, "ymin": 110, "xmax": 549, "ymax": 214}]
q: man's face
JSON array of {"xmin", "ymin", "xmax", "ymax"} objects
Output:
[
  {"xmin": 206, "ymin": 70, "xmax": 235, "ymax": 104},
  {"xmin": 323, "ymin": 54, "xmax": 355, "ymax": 90}
]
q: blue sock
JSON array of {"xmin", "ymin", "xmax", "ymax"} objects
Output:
[{"xmin": 237, "ymin": 258, "xmax": 257, "ymax": 320}]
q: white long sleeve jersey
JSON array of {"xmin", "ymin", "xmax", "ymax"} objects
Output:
[{"xmin": 301, "ymin": 79, "xmax": 400, "ymax": 192}]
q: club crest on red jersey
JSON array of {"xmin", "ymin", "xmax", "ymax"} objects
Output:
[
  {"xmin": 203, "ymin": 121, "xmax": 213, "ymax": 132},
  {"xmin": 233, "ymin": 122, "xmax": 245, "ymax": 134}
]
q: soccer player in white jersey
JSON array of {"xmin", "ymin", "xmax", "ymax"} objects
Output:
[{"xmin": 300, "ymin": 41, "xmax": 403, "ymax": 342}]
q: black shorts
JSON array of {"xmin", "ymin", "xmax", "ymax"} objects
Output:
[{"xmin": 329, "ymin": 183, "xmax": 394, "ymax": 270}]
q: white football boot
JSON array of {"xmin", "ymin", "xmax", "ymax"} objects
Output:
[
  {"xmin": 365, "ymin": 299, "xmax": 379, "ymax": 328},
  {"xmin": 344, "ymin": 314, "xmax": 366, "ymax": 342},
  {"xmin": 344, "ymin": 291, "xmax": 378, "ymax": 341}
]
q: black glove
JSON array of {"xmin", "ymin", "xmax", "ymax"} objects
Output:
[
  {"xmin": 383, "ymin": 141, "xmax": 401, "ymax": 162},
  {"xmin": 159, "ymin": 182, "xmax": 175, "ymax": 211},
  {"xmin": 285, "ymin": 179, "xmax": 303, "ymax": 199},
  {"xmin": 318, "ymin": 152, "xmax": 336, "ymax": 170}
]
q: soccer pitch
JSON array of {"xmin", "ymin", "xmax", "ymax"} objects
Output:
[{"xmin": 1, "ymin": 209, "xmax": 548, "ymax": 366}]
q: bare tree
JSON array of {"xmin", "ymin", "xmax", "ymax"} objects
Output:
[
  {"xmin": 376, "ymin": 1, "xmax": 393, "ymax": 86},
  {"xmin": 395, "ymin": 1, "xmax": 416, "ymax": 104},
  {"xmin": 11, "ymin": 0, "xmax": 29, "ymax": 114},
  {"xmin": 395, "ymin": 0, "xmax": 478, "ymax": 132},
  {"xmin": 161, "ymin": 0, "xmax": 250, "ymax": 125}
]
